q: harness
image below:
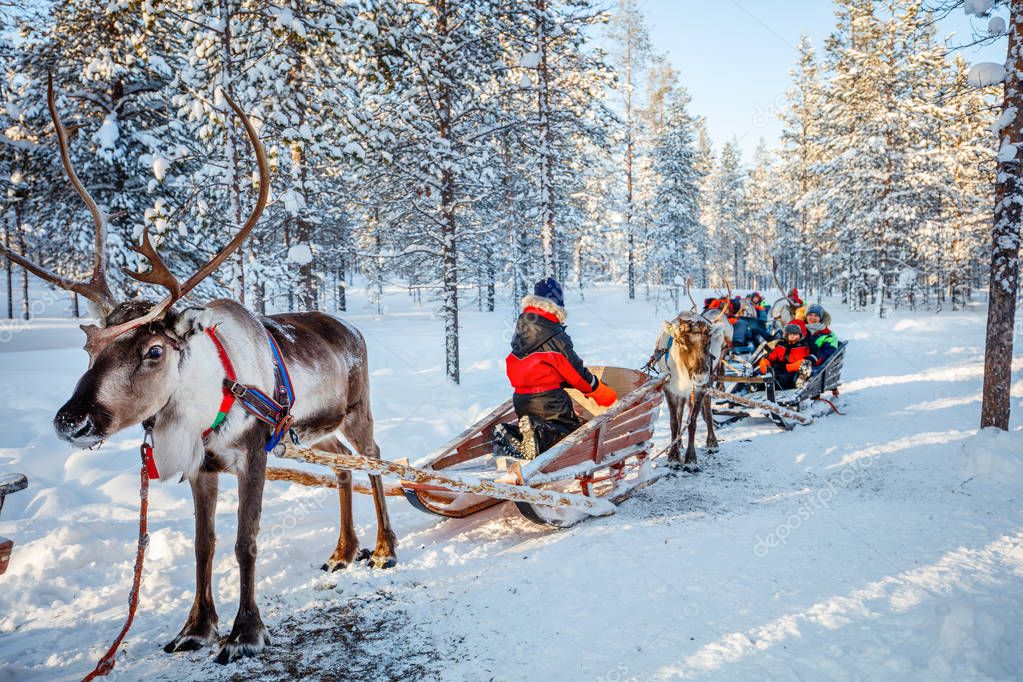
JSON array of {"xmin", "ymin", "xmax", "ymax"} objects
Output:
[
  {"xmin": 201, "ymin": 325, "xmax": 295, "ymax": 452},
  {"xmin": 141, "ymin": 325, "xmax": 297, "ymax": 480}
]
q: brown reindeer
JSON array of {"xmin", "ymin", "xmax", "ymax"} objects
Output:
[
  {"xmin": 650, "ymin": 290, "xmax": 731, "ymax": 472},
  {"xmin": 2, "ymin": 78, "xmax": 397, "ymax": 664}
]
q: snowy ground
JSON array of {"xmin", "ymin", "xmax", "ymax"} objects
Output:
[{"xmin": 1, "ymin": 283, "xmax": 1022, "ymax": 681}]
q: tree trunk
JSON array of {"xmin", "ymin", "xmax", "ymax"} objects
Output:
[
  {"xmin": 219, "ymin": 0, "xmax": 244, "ymax": 304},
  {"xmin": 981, "ymin": 0, "xmax": 1023, "ymax": 430},
  {"xmin": 536, "ymin": 0, "xmax": 557, "ymax": 276},
  {"xmin": 14, "ymin": 201, "xmax": 28, "ymax": 320},
  {"xmin": 4, "ymin": 211, "xmax": 12, "ymax": 320},
  {"xmin": 625, "ymin": 24, "xmax": 636, "ymax": 300},
  {"xmin": 437, "ymin": 0, "xmax": 460, "ymax": 384}
]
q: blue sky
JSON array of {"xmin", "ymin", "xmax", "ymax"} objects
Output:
[{"xmin": 641, "ymin": 0, "xmax": 1007, "ymax": 159}]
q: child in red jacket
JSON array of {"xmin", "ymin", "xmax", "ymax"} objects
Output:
[
  {"xmin": 759, "ymin": 322, "xmax": 814, "ymax": 390},
  {"xmin": 496, "ymin": 277, "xmax": 616, "ymax": 460}
]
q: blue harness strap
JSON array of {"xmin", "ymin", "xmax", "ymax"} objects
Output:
[{"xmin": 207, "ymin": 330, "xmax": 297, "ymax": 452}]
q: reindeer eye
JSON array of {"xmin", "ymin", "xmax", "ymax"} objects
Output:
[{"xmin": 145, "ymin": 345, "xmax": 164, "ymax": 361}]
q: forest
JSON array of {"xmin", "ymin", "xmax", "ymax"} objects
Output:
[{"xmin": 0, "ymin": 0, "xmax": 1000, "ymax": 382}]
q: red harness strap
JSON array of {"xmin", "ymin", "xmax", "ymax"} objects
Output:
[{"xmin": 201, "ymin": 326, "xmax": 239, "ymax": 441}]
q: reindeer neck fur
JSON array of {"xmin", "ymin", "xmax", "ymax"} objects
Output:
[{"xmin": 151, "ymin": 299, "xmax": 274, "ymax": 481}]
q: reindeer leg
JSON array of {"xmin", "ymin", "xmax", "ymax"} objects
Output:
[
  {"xmin": 703, "ymin": 393, "xmax": 719, "ymax": 452},
  {"xmin": 341, "ymin": 402, "xmax": 397, "ymax": 569},
  {"xmin": 165, "ymin": 471, "xmax": 219, "ymax": 653},
  {"xmin": 315, "ymin": 437, "xmax": 361, "ymax": 572},
  {"xmin": 666, "ymin": 391, "xmax": 684, "ymax": 470},
  {"xmin": 684, "ymin": 392, "xmax": 701, "ymax": 473},
  {"xmin": 216, "ymin": 446, "xmax": 269, "ymax": 665}
]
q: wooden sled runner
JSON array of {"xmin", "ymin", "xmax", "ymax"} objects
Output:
[{"xmin": 277, "ymin": 367, "xmax": 666, "ymax": 528}]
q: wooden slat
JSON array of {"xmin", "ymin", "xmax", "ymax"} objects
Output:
[
  {"xmin": 0, "ymin": 474, "xmax": 27, "ymax": 497},
  {"xmin": 602, "ymin": 408, "xmax": 659, "ymax": 441},
  {"xmin": 598, "ymin": 428, "xmax": 654, "ymax": 458},
  {"xmin": 416, "ymin": 399, "xmax": 514, "ymax": 470},
  {"xmin": 0, "ymin": 537, "xmax": 12, "ymax": 576}
]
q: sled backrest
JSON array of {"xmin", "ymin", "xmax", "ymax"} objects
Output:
[{"xmin": 566, "ymin": 366, "xmax": 649, "ymax": 420}]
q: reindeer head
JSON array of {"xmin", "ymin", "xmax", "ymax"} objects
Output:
[
  {"xmin": 3, "ymin": 76, "xmax": 268, "ymax": 448},
  {"xmin": 663, "ymin": 313, "xmax": 715, "ymax": 383}
]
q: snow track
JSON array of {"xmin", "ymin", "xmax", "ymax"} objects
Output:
[{"xmin": 1, "ymin": 285, "xmax": 1021, "ymax": 681}]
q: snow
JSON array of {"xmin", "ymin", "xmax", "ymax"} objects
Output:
[
  {"xmin": 964, "ymin": 0, "xmax": 996, "ymax": 17},
  {"xmin": 998, "ymin": 140, "xmax": 1017, "ymax": 163},
  {"xmin": 967, "ymin": 62, "xmax": 1005, "ymax": 88},
  {"xmin": 518, "ymin": 51, "xmax": 541, "ymax": 68},
  {"xmin": 286, "ymin": 243, "xmax": 314, "ymax": 265},
  {"xmin": 152, "ymin": 154, "xmax": 170, "ymax": 181},
  {"xmin": 988, "ymin": 16, "xmax": 1007, "ymax": 36},
  {"xmin": 94, "ymin": 114, "xmax": 119, "ymax": 153},
  {"xmin": 1, "ymin": 285, "xmax": 1023, "ymax": 680}
]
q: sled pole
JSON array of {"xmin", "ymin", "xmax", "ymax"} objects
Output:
[
  {"xmin": 280, "ymin": 444, "xmax": 616, "ymax": 516},
  {"xmin": 705, "ymin": 386, "xmax": 813, "ymax": 426},
  {"xmin": 263, "ymin": 466, "xmax": 405, "ymax": 496}
]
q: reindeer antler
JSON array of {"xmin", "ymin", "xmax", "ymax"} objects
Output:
[
  {"xmin": 0, "ymin": 74, "xmax": 116, "ymax": 313},
  {"xmin": 80, "ymin": 91, "xmax": 270, "ymax": 357},
  {"xmin": 685, "ymin": 277, "xmax": 697, "ymax": 312}
]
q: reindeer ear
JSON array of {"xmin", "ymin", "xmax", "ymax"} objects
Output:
[{"xmin": 172, "ymin": 306, "xmax": 214, "ymax": 341}]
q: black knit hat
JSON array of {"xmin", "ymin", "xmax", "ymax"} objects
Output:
[{"xmin": 533, "ymin": 277, "xmax": 564, "ymax": 307}]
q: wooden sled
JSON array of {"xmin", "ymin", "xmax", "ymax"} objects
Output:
[
  {"xmin": 0, "ymin": 473, "xmax": 28, "ymax": 576},
  {"xmin": 275, "ymin": 367, "xmax": 666, "ymax": 529},
  {"xmin": 711, "ymin": 341, "xmax": 848, "ymax": 430},
  {"xmin": 400, "ymin": 367, "xmax": 666, "ymax": 527}
]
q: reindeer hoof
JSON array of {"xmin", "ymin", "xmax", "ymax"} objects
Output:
[
  {"xmin": 683, "ymin": 462, "xmax": 701, "ymax": 473},
  {"xmin": 214, "ymin": 623, "xmax": 269, "ymax": 665},
  {"xmin": 371, "ymin": 554, "xmax": 398, "ymax": 570},
  {"xmin": 705, "ymin": 444, "xmax": 719, "ymax": 454},
  {"xmin": 321, "ymin": 546, "xmax": 363, "ymax": 572},
  {"xmin": 666, "ymin": 458, "xmax": 684, "ymax": 472},
  {"xmin": 164, "ymin": 625, "xmax": 218, "ymax": 653}
]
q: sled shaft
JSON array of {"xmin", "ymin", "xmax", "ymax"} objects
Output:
[
  {"xmin": 705, "ymin": 387, "xmax": 813, "ymax": 425},
  {"xmin": 280, "ymin": 444, "xmax": 616, "ymax": 516}
]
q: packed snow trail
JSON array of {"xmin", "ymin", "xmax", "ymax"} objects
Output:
[{"xmin": 0, "ymin": 285, "xmax": 1021, "ymax": 681}]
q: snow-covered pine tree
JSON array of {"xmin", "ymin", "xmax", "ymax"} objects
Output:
[
  {"xmin": 606, "ymin": 0, "xmax": 651, "ymax": 299},
  {"xmin": 744, "ymin": 141, "xmax": 778, "ymax": 291},
  {"xmin": 365, "ymin": 0, "xmax": 508, "ymax": 383},
  {"xmin": 777, "ymin": 34, "xmax": 826, "ymax": 293},
  {"xmin": 705, "ymin": 140, "xmax": 745, "ymax": 287},
  {"xmin": 649, "ymin": 87, "xmax": 702, "ymax": 309}
]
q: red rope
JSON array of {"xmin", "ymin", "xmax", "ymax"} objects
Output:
[
  {"xmin": 82, "ymin": 450, "xmax": 149, "ymax": 681},
  {"xmin": 814, "ymin": 396, "xmax": 846, "ymax": 416}
]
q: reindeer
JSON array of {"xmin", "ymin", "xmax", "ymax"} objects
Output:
[
  {"xmin": 649, "ymin": 283, "xmax": 731, "ymax": 472},
  {"xmin": 2, "ymin": 78, "xmax": 397, "ymax": 664}
]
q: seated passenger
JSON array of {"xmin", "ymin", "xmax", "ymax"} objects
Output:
[
  {"xmin": 758, "ymin": 322, "xmax": 813, "ymax": 390},
  {"xmin": 495, "ymin": 277, "xmax": 617, "ymax": 460},
  {"xmin": 804, "ymin": 303, "xmax": 839, "ymax": 369}
]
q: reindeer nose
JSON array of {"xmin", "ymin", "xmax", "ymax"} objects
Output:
[{"xmin": 54, "ymin": 410, "xmax": 97, "ymax": 444}]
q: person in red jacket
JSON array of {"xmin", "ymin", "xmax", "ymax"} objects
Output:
[
  {"xmin": 758, "ymin": 322, "xmax": 814, "ymax": 389},
  {"xmin": 496, "ymin": 277, "xmax": 617, "ymax": 460}
]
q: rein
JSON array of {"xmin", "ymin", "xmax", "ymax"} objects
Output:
[{"xmin": 81, "ymin": 422, "xmax": 153, "ymax": 681}]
